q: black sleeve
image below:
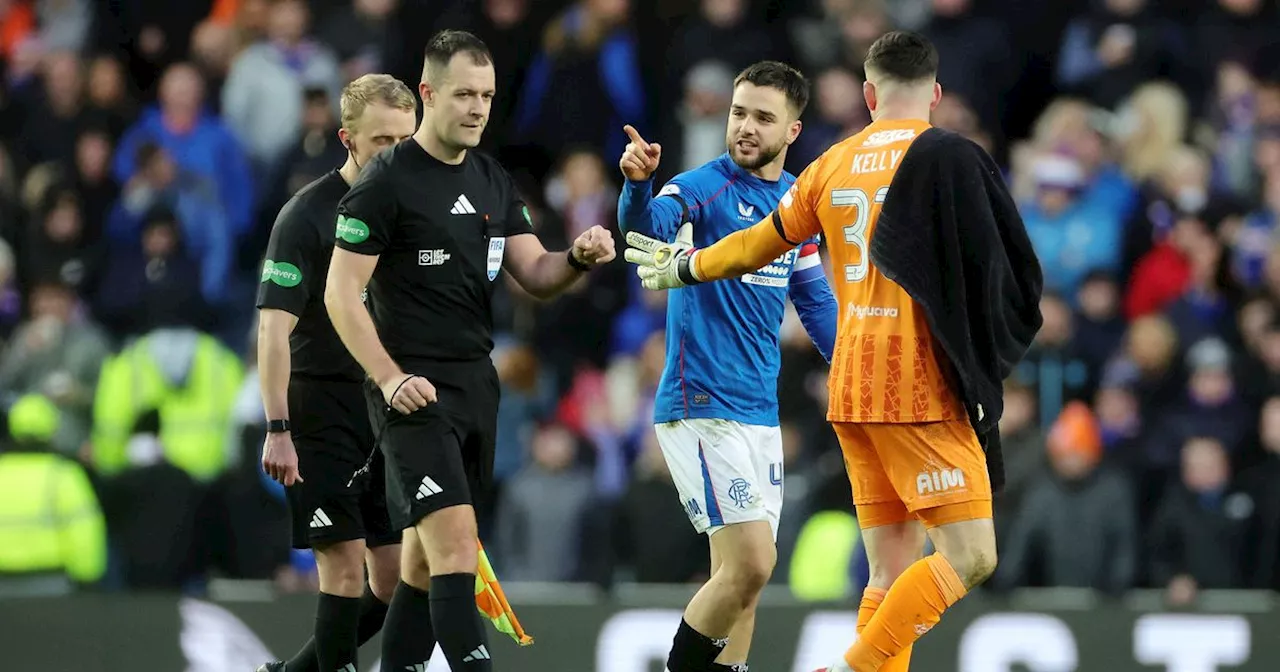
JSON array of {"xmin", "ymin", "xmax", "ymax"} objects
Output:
[
  {"xmin": 255, "ymin": 200, "xmax": 320, "ymax": 317},
  {"xmin": 499, "ymin": 165, "xmax": 534, "ymax": 238},
  {"xmin": 335, "ymin": 160, "xmax": 398, "ymax": 255}
]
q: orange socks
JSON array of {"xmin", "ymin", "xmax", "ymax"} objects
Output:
[
  {"xmin": 856, "ymin": 588, "xmax": 913, "ymax": 672},
  {"xmin": 845, "ymin": 553, "xmax": 967, "ymax": 671}
]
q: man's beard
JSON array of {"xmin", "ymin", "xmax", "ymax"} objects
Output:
[{"xmin": 728, "ymin": 136, "xmax": 785, "ymax": 171}]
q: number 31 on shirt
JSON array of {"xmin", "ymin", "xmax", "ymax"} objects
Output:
[{"xmin": 834, "ymin": 186, "xmax": 888, "ymax": 283}]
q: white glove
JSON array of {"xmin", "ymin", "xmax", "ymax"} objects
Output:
[{"xmin": 623, "ymin": 222, "xmax": 702, "ymax": 290}]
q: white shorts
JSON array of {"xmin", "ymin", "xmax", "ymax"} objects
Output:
[{"xmin": 653, "ymin": 418, "xmax": 785, "ymax": 539}]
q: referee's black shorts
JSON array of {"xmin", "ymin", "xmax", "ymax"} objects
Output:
[
  {"xmin": 285, "ymin": 376, "xmax": 398, "ymax": 550},
  {"xmin": 367, "ymin": 358, "xmax": 500, "ymax": 532}
]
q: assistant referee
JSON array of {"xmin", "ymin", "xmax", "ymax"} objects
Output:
[
  {"xmin": 255, "ymin": 74, "xmax": 417, "ymax": 672},
  {"xmin": 324, "ymin": 30, "xmax": 616, "ymax": 671}
]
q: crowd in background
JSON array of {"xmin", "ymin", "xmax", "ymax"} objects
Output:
[{"xmin": 2, "ymin": 0, "xmax": 1280, "ymax": 606}]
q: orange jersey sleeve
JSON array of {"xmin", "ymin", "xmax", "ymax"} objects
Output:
[
  {"xmin": 773, "ymin": 157, "xmax": 827, "ymax": 245},
  {"xmin": 694, "ymin": 151, "xmax": 839, "ymax": 282},
  {"xmin": 692, "ymin": 218, "xmax": 795, "ymax": 282},
  {"xmin": 808, "ymin": 119, "xmax": 966, "ymax": 424}
]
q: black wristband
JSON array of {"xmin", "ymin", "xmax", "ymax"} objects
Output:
[
  {"xmin": 567, "ymin": 248, "xmax": 592, "ymax": 272},
  {"xmin": 676, "ymin": 253, "xmax": 702, "ymax": 285},
  {"xmin": 267, "ymin": 419, "xmax": 290, "ymax": 433}
]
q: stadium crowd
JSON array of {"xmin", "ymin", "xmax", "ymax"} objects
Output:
[{"xmin": 1, "ymin": 0, "xmax": 1280, "ymax": 607}]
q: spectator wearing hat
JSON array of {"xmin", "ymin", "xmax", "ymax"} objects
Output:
[
  {"xmin": 1022, "ymin": 151, "xmax": 1128, "ymax": 298},
  {"xmin": 0, "ymin": 393, "xmax": 106, "ymax": 590},
  {"xmin": 993, "ymin": 401, "xmax": 1139, "ymax": 593},
  {"xmin": 1155, "ymin": 338, "xmax": 1252, "ymax": 453}
]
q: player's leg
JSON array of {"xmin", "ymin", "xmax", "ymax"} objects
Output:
[
  {"xmin": 380, "ymin": 526, "xmax": 439, "ymax": 668},
  {"xmin": 656, "ymin": 419, "xmax": 778, "ymax": 672},
  {"xmin": 397, "ymin": 374, "xmax": 496, "ymax": 671},
  {"xmin": 310, "ymin": 539, "xmax": 367, "ymax": 671},
  {"xmin": 708, "ymin": 538, "xmax": 763, "ymax": 668},
  {"xmin": 678, "ymin": 522, "xmax": 774, "ymax": 669},
  {"xmin": 856, "ymin": 514, "xmax": 925, "ymax": 672},
  {"xmin": 415, "ymin": 501, "xmax": 487, "ymax": 670},
  {"xmin": 379, "ymin": 408, "xmax": 486, "ymax": 669},
  {"xmin": 271, "ymin": 410, "xmax": 371, "ymax": 672},
  {"xmin": 840, "ymin": 421, "xmax": 995, "ymax": 671}
]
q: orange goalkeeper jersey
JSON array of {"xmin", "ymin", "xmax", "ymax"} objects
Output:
[{"xmin": 774, "ymin": 118, "xmax": 965, "ymax": 424}]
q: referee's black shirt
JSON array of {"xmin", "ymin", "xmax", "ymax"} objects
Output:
[
  {"xmin": 256, "ymin": 170, "xmax": 363, "ymax": 382},
  {"xmin": 334, "ymin": 140, "xmax": 532, "ymax": 364}
]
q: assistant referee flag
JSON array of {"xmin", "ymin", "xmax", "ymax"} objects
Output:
[{"xmin": 476, "ymin": 541, "xmax": 534, "ymax": 646}]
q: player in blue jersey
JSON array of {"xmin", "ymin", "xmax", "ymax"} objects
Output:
[{"xmin": 617, "ymin": 61, "xmax": 838, "ymax": 672}]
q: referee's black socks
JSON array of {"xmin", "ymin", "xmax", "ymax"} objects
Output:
[
  {"xmin": 313, "ymin": 593, "xmax": 360, "ymax": 672},
  {"xmin": 430, "ymin": 572, "xmax": 492, "ymax": 670},
  {"xmin": 287, "ymin": 584, "xmax": 390, "ymax": 672},
  {"xmin": 381, "ymin": 581, "xmax": 438, "ymax": 670}
]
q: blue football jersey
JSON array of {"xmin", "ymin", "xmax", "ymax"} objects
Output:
[{"xmin": 618, "ymin": 153, "xmax": 837, "ymax": 427}]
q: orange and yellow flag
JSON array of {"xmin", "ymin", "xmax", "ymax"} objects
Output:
[{"xmin": 475, "ymin": 541, "xmax": 534, "ymax": 646}]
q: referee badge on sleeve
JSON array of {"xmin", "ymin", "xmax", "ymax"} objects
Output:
[{"xmin": 487, "ymin": 237, "xmax": 505, "ymax": 281}]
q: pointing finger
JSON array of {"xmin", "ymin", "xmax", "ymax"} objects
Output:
[{"xmin": 623, "ymin": 124, "xmax": 649, "ymax": 152}]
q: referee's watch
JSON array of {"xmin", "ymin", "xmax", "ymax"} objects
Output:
[
  {"xmin": 266, "ymin": 419, "xmax": 291, "ymax": 434},
  {"xmin": 567, "ymin": 248, "xmax": 592, "ymax": 272}
]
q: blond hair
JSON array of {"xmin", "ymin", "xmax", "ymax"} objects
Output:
[
  {"xmin": 340, "ymin": 74, "xmax": 416, "ymax": 132},
  {"xmin": 1120, "ymin": 82, "xmax": 1188, "ymax": 183}
]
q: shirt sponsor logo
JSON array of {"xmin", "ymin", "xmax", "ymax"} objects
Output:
[
  {"xmin": 737, "ymin": 202, "xmax": 756, "ymax": 221},
  {"xmin": 742, "ymin": 249, "xmax": 796, "ymax": 287},
  {"xmin": 862, "ymin": 129, "xmax": 917, "ymax": 147},
  {"xmin": 336, "ymin": 214, "xmax": 370, "ymax": 244},
  {"xmin": 846, "ymin": 303, "xmax": 899, "ymax": 320},
  {"xmin": 260, "ymin": 260, "xmax": 302, "ymax": 287}
]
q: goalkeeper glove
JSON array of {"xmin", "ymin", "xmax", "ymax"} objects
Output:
[{"xmin": 623, "ymin": 222, "xmax": 703, "ymax": 290}]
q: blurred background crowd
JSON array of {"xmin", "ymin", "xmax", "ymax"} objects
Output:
[{"xmin": 2, "ymin": 0, "xmax": 1280, "ymax": 607}]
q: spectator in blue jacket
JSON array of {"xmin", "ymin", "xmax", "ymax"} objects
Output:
[
  {"xmin": 112, "ymin": 63, "xmax": 255, "ymax": 242},
  {"xmin": 105, "ymin": 142, "xmax": 232, "ymax": 307},
  {"xmin": 1023, "ymin": 151, "xmax": 1130, "ymax": 298}
]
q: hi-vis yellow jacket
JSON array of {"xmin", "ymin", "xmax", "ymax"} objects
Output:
[{"xmin": 91, "ymin": 333, "xmax": 244, "ymax": 481}]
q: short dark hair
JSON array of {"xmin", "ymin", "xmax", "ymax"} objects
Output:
[
  {"xmin": 422, "ymin": 29, "xmax": 492, "ymax": 83},
  {"xmin": 864, "ymin": 31, "xmax": 938, "ymax": 83},
  {"xmin": 733, "ymin": 61, "xmax": 810, "ymax": 118}
]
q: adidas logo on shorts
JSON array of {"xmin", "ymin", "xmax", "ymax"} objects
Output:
[
  {"xmin": 308, "ymin": 508, "xmax": 333, "ymax": 528},
  {"xmin": 463, "ymin": 645, "xmax": 491, "ymax": 662},
  {"xmin": 415, "ymin": 476, "xmax": 444, "ymax": 500}
]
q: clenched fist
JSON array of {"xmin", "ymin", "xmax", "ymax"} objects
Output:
[
  {"xmin": 619, "ymin": 124, "xmax": 661, "ymax": 182},
  {"xmin": 572, "ymin": 225, "xmax": 617, "ymax": 267}
]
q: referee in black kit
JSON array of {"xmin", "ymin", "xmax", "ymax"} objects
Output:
[
  {"xmin": 254, "ymin": 74, "xmax": 417, "ymax": 672},
  {"xmin": 325, "ymin": 30, "xmax": 616, "ymax": 671}
]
